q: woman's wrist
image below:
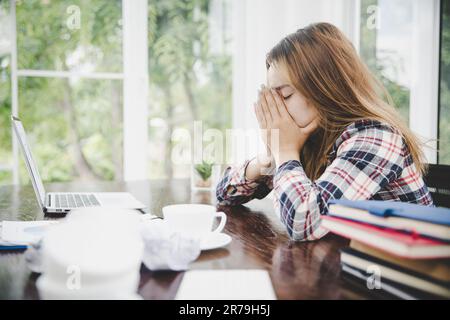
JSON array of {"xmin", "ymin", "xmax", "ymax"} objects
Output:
[
  {"xmin": 275, "ymin": 151, "xmax": 300, "ymax": 168},
  {"xmin": 256, "ymin": 152, "xmax": 273, "ymax": 168},
  {"xmin": 245, "ymin": 154, "xmax": 274, "ymax": 181}
]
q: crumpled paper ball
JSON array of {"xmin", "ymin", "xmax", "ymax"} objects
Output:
[{"xmin": 140, "ymin": 219, "xmax": 201, "ymax": 271}]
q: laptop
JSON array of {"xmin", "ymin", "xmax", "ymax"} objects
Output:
[{"xmin": 11, "ymin": 116, "xmax": 146, "ymax": 214}]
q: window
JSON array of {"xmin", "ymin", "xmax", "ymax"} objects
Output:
[
  {"xmin": 0, "ymin": 0, "xmax": 124, "ymax": 186},
  {"xmin": 12, "ymin": 0, "xmax": 123, "ymax": 184},
  {"xmin": 0, "ymin": 0, "xmax": 231, "ymax": 186},
  {"xmin": 359, "ymin": 0, "xmax": 412, "ymax": 121},
  {"xmin": 0, "ymin": 0, "xmax": 12, "ymax": 184},
  {"xmin": 1, "ymin": 1, "xmax": 444, "ymax": 186},
  {"xmin": 17, "ymin": 77, "xmax": 123, "ymax": 182},
  {"xmin": 359, "ymin": 0, "xmax": 441, "ymax": 163},
  {"xmin": 147, "ymin": 0, "xmax": 232, "ymax": 179},
  {"xmin": 439, "ymin": 0, "xmax": 450, "ymax": 164}
]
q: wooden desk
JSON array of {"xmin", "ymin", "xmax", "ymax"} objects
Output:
[{"xmin": 0, "ymin": 179, "xmax": 390, "ymax": 300}]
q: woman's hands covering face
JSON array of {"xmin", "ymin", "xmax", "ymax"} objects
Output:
[{"xmin": 254, "ymin": 84, "xmax": 319, "ymax": 167}]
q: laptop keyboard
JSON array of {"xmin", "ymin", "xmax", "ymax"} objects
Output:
[{"xmin": 54, "ymin": 194, "xmax": 100, "ymax": 208}]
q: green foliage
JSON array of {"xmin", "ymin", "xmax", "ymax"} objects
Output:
[
  {"xmin": 16, "ymin": 0, "xmax": 122, "ymax": 72},
  {"xmin": 0, "ymin": 0, "xmax": 13, "ymax": 181},
  {"xmin": 360, "ymin": 0, "xmax": 410, "ymax": 122},
  {"xmin": 0, "ymin": 0, "xmax": 232, "ymax": 184},
  {"xmin": 147, "ymin": 0, "xmax": 232, "ymax": 179},
  {"xmin": 0, "ymin": 0, "xmax": 124, "ymax": 185},
  {"xmin": 194, "ymin": 161, "xmax": 213, "ymax": 180},
  {"xmin": 360, "ymin": 0, "xmax": 450, "ymax": 164}
]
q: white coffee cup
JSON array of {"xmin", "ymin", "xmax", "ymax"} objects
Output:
[{"xmin": 162, "ymin": 204, "xmax": 227, "ymax": 237}]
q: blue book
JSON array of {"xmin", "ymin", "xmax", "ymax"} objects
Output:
[
  {"xmin": 329, "ymin": 199, "xmax": 450, "ymax": 227},
  {"xmin": 0, "ymin": 244, "xmax": 28, "ymax": 251}
]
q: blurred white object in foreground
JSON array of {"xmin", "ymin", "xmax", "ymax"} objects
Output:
[{"xmin": 36, "ymin": 208, "xmax": 143, "ymax": 300}]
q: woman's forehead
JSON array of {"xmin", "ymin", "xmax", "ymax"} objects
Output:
[{"xmin": 267, "ymin": 64, "xmax": 291, "ymax": 89}]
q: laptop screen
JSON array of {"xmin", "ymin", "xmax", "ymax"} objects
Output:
[{"xmin": 11, "ymin": 116, "xmax": 46, "ymax": 208}]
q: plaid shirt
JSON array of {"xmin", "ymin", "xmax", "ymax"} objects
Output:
[{"xmin": 216, "ymin": 120, "xmax": 434, "ymax": 241}]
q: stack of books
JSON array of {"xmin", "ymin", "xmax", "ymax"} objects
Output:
[{"xmin": 321, "ymin": 199, "xmax": 450, "ymax": 299}]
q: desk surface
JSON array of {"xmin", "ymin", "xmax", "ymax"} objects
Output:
[{"xmin": 0, "ymin": 179, "xmax": 390, "ymax": 300}]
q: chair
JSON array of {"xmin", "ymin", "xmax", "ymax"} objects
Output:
[{"xmin": 423, "ymin": 164, "xmax": 450, "ymax": 208}]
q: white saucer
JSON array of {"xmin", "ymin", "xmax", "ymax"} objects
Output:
[{"xmin": 200, "ymin": 233, "xmax": 232, "ymax": 251}]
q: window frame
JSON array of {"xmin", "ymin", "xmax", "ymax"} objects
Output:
[
  {"xmin": 8, "ymin": 0, "xmax": 149, "ymax": 184},
  {"xmin": 5, "ymin": 0, "xmax": 444, "ymax": 184},
  {"xmin": 408, "ymin": 0, "xmax": 441, "ymax": 164},
  {"xmin": 354, "ymin": 0, "xmax": 441, "ymax": 164},
  {"xmin": 437, "ymin": 0, "xmax": 449, "ymax": 165}
]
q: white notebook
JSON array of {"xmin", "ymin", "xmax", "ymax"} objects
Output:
[
  {"xmin": 175, "ymin": 269, "xmax": 277, "ymax": 300},
  {"xmin": 1, "ymin": 220, "xmax": 58, "ymax": 245}
]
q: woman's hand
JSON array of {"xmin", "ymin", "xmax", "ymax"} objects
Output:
[
  {"xmin": 244, "ymin": 153, "xmax": 275, "ymax": 181},
  {"xmin": 254, "ymin": 85, "xmax": 319, "ymax": 167}
]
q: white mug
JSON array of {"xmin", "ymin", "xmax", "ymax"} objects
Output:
[{"xmin": 162, "ymin": 204, "xmax": 227, "ymax": 237}]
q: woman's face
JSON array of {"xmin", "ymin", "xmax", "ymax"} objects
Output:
[{"xmin": 266, "ymin": 63, "xmax": 318, "ymax": 128}]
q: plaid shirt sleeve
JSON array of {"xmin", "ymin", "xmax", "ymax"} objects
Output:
[
  {"xmin": 273, "ymin": 124, "xmax": 405, "ymax": 241},
  {"xmin": 216, "ymin": 158, "xmax": 274, "ymax": 206}
]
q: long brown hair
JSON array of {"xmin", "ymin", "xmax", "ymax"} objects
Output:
[{"xmin": 266, "ymin": 22, "xmax": 427, "ymax": 180}]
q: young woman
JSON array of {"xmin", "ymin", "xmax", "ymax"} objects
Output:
[{"xmin": 216, "ymin": 23, "xmax": 433, "ymax": 241}]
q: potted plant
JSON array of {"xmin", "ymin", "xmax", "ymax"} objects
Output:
[{"xmin": 191, "ymin": 161, "xmax": 220, "ymax": 191}]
